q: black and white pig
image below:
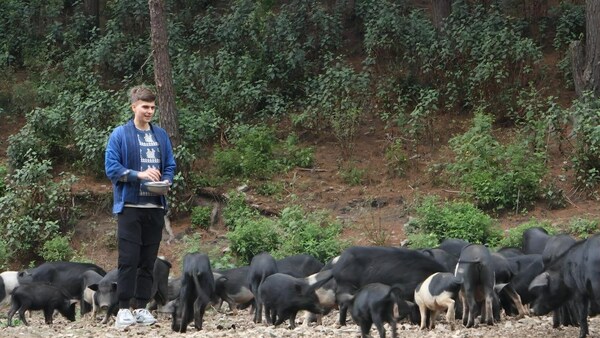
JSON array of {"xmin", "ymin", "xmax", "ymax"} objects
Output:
[
  {"xmin": 344, "ymin": 283, "xmax": 415, "ymax": 338},
  {"xmin": 303, "ymin": 274, "xmax": 338, "ymax": 326},
  {"xmin": 7, "ymin": 283, "xmax": 77, "ymax": 326},
  {"xmin": 0, "ymin": 271, "xmax": 19, "ymax": 307},
  {"xmin": 414, "ymin": 272, "xmax": 463, "ymax": 330},
  {"xmin": 171, "ymin": 253, "xmax": 217, "ymax": 333},
  {"xmin": 258, "ymin": 269, "xmax": 333, "ymax": 329},
  {"xmin": 80, "ymin": 269, "xmax": 104, "ymax": 319},
  {"xmin": 332, "ymin": 246, "xmax": 446, "ymax": 326},
  {"xmin": 213, "ymin": 265, "xmax": 254, "ymax": 314}
]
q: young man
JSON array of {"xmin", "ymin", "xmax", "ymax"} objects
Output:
[{"xmin": 105, "ymin": 85, "xmax": 176, "ymax": 329}]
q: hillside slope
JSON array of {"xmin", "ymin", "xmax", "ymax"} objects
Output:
[{"xmin": 52, "ymin": 110, "xmax": 599, "ymax": 275}]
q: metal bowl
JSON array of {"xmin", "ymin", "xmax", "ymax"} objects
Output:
[{"xmin": 144, "ymin": 181, "xmax": 170, "ymax": 195}]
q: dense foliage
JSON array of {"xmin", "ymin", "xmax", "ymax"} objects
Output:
[
  {"xmin": 223, "ymin": 192, "xmax": 347, "ymax": 264},
  {"xmin": 405, "ymin": 195, "xmax": 502, "ymax": 247},
  {"xmin": 448, "ymin": 112, "xmax": 547, "ymax": 212}
]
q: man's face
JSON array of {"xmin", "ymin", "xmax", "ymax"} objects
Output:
[{"xmin": 132, "ymin": 99, "xmax": 156, "ymax": 125}]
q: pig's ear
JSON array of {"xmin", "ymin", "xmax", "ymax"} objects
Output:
[
  {"xmin": 88, "ymin": 284, "xmax": 99, "ymax": 291},
  {"xmin": 389, "ymin": 284, "xmax": 404, "ymax": 299},
  {"xmin": 528, "ymin": 272, "xmax": 549, "ymax": 291}
]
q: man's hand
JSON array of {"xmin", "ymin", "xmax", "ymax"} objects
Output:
[{"xmin": 138, "ymin": 168, "xmax": 162, "ymax": 182}]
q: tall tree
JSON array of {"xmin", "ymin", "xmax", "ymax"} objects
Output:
[
  {"xmin": 148, "ymin": 0, "xmax": 180, "ymax": 147},
  {"xmin": 83, "ymin": 0, "xmax": 100, "ymax": 29},
  {"xmin": 571, "ymin": 0, "xmax": 600, "ymax": 97},
  {"xmin": 431, "ymin": 0, "xmax": 452, "ymax": 31}
]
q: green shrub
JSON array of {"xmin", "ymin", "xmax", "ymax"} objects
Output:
[
  {"xmin": 274, "ymin": 206, "xmax": 348, "ymax": 263},
  {"xmin": 207, "ymin": 248, "xmax": 238, "ymax": 270},
  {"xmin": 213, "ymin": 125, "xmax": 315, "ymax": 181},
  {"xmin": 448, "ymin": 112, "xmax": 546, "ymax": 212},
  {"xmin": 167, "ymin": 171, "xmax": 192, "ymax": 219},
  {"xmin": 339, "ymin": 164, "xmax": 365, "ymax": 186},
  {"xmin": 277, "ymin": 134, "xmax": 315, "ymax": 169},
  {"xmin": 213, "ymin": 125, "xmax": 280, "ymax": 180},
  {"xmin": 40, "ymin": 235, "xmax": 75, "ymax": 262},
  {"xmin": 385, "ymin": 139, "xmax": 408, "ymax": 177},
  {"xmin": 0, "ymin": 163, "xmax": 6, "ymax": 197},
  {"xmin": 0, "ymin": 155, "xmax": 77, "ymax": 262},
  {"xmin": 362, "ymin": 1, "xmax": 541, "ymax": 122},
  {"xmin": 10, "ymin": 80, "xmax": 37, "ymax": 115},
  {"xmin": 222, "ymin": 191, "xmax": 259, "ymax": 230},
  {"xmin": 411, "ymin": 195, "xmax": 500, "ymax": 245},
  {"xmin": 256, "ymin": 182, "xmax": 284, "ymax": 197},
  {"xmin": 69, "ymin": 87, "xmax": 122, "ymax": 176},
  {"xmin": 227, "ymin": 217, "xmax": 281, "ymax": 264},
  {"xmin": 296, "ymin": 57, "xmax": 370, "ymax": 157},
  {"xmin": 551, "ymin": 2, "xmax": 585, "ymax": 51},
  {"xmin": 406, "ymin": 232, "xmax": 439, "ymax": 249},
  {"xmin": 181, "ymin": 233, "xmax": 203, "ymax": 256},
  {"xmin": 541, "ymin": 182, "xmax": 567, "ymax": 210},
  {"xmin": 567, "ymin": 217, "xmax": 599, "ymax": 239},
  {"xmin": 6, "ymin": 128, "xmax": 49, "ymax": 171},
  {"xmin": 544, "ymin": 0, "xmax": 583, "ymax": 88},
  {"xmin": 223, "ymin": 195, "xmax": 347, "ymax": 264},
  {"xmin": 570, "ymin": 92, "xmax": 600, "ymax": 195},
  {"xmin": 190, "ymin": 206, "xmax": 213, "ymax": 230},
  {"xmin": 498, "ymin": 219, "xmax": 558, "ymax": 248},
  {"xmin": 0, "ymin": 239, "xmax": 9, "ymax": 270}
]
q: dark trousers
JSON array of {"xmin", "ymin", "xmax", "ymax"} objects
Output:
[{"xmin": 117, "ymin": 207, "xmax": 164, "ymax": 309}]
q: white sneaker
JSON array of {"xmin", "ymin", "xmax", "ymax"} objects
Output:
[
  {"xmin": 115, "ymin": 308, "xmax": 136, "ymax": 329},
  {"xmin": 133, "ymin": 308, "xmax": 157, "ymax": 326}
]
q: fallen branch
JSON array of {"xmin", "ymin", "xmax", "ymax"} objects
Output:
[
  {"xmin": 296, "ymin": 167, "xmax": 328, "ymax": 172},
  {"xmin": 443, "ymin": 189, "xmax": 464, "ymax": 194},
  {"xmin": 564, "ymin": 193, "xmax": 579, "ymax": 209}
]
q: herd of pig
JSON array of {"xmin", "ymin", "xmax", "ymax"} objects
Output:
[{"xmin": 1, "ymin": 226, "xmax": 599, "ymax": 338}]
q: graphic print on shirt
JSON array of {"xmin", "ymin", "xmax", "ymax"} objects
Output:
[{"xmin": 137, "ymin": 129, "xmax": 162, "ymax": 197}]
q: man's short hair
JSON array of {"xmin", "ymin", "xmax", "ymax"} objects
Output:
[{"xmin": 129, "ymin": 85, "xmax": 156, "ymax": 104}]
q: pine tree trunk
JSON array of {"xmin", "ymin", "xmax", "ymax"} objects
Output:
[
  {"xmin": 148, "ymin": 0, "xmax": 180, "ymax": 147},
  {"xmin": 572, "ymin": 0, "xmax": 600, "ymax": 97},
  {"xmin": 83, "ymin": 0, "xmax": 99, "ymax": 28},
  {"xmin": 431, "ymin": 0, "xmax": 452, "ymax": 31},
  {"xmin": 585, "ymin": 0, "xmax": 600, "ymax": 96}
]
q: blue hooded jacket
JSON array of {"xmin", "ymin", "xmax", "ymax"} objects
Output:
[{"xmin": 105, "ymin": 119, "xmax": 176, "ymax": 214}]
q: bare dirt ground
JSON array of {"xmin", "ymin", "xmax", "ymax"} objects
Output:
[{"xmin": 1, "ymin": 306, "xmax": 599, "ymax": 338}]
